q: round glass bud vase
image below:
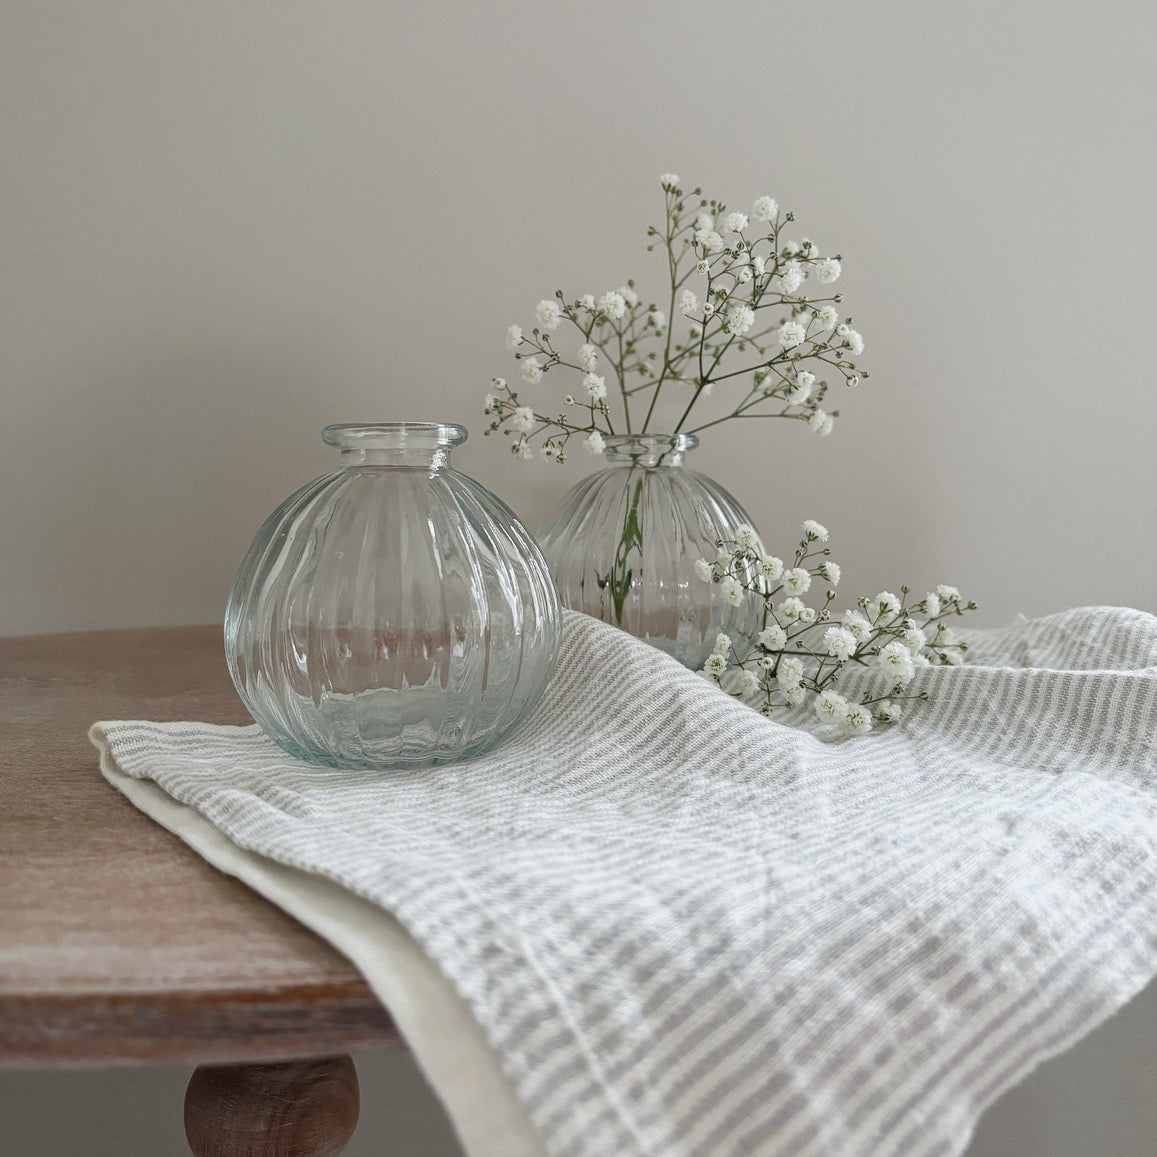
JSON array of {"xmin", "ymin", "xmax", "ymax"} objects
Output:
[
  {"xmin": 225, "ymin": 423, "xmax": 561, "ymax": 769},
  {"xmin": 536, "ymin": 434, "xmax": 761, "ymax": 671}
]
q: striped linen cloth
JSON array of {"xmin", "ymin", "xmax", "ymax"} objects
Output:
[{"xmin": 91, "ymin": 605, "xmax": 1157, "ymax": 1156}]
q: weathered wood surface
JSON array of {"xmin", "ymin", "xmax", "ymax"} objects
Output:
[
  {"xmin": 184, "ymin": 1054, "xmax": 360, "ymax": 1156},
  {"xmin": 0, "ymin": 626, "xmax": 400, "ymax": 1067}
]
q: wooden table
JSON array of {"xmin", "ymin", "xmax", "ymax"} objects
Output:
[{"xmin": 0, "ymin": 627, "xmax": 402, "ymax": 1155}]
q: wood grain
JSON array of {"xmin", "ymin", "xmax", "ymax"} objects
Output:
[
  {"xmin": 184, "ymin": 1055, "xmax": 359, "ymax": 1156},
  {"xmin": 0, "ymin": 626, "xmax": 400, "ymax": 1067}
]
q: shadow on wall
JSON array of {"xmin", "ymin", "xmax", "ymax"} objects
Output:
[{"xmin": 5, "ymin": 330, "xmax": 344, "ymax": 635}]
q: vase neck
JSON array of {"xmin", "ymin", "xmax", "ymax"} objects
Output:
[
  {"xmin": 322, "ymin": 422, "xmax": 467, "ymax": 469},
  {"xmin": 602, "ymin": 433, "xmax": 698, "ymax": 468}
]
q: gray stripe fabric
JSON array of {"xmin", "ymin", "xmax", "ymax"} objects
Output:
[{"xmin": 92, "ymin": 605, "xmax": 1157, "ymax": 1156}]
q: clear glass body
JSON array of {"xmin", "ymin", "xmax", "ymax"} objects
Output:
[
  {"xmin": 225, "ymin": 423, "xmax": 562, "ymax": 769},
  {"xmin": 537, "ymin": 434, "xmax": 762, "ymax": 670}
]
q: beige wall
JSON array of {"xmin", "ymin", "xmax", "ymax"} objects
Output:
[
  {"xmin": 4, "ymin": 2, "xmax": 1157, "ymax": 1153},
  {"xmin": 3, "ymin": 2, "xmax": 1155, "ymax": 639}
]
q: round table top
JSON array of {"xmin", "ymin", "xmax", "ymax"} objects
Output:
[{"xmin": 0, "ymin": 626, "xmax": 399, "ymax": 1068}]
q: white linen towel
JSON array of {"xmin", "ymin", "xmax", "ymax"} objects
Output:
[{"xmin": 92, "ymin": 606, "xmax": 1157, "ymax": 1157}]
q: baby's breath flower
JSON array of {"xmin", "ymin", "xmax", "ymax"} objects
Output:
[
  {"xmin": 758, "ymin": 555, "xmax": 784, "ymax": 581},
  {"xmin": 725, "ymin": 303, "xmax": 756, "ymax": 335},
  {"xmin": 936, "ymin": 584, "xmax": 962, "ymax": 603},
  {"xmin": 786, "ymin": 371, "xmax": 816, "ymax": 405},
  {"xmin": 819, "ymin": 561, "xmax": 841, "ymax": 586},
  {"xmin": 923, "ymin": 592, "xmax": 942, "ymax": 617},
  {"xmin": 598, "ymin": 290, "xmax": 627, "ymax": 320},
  {"xmin": 698, "ymin": 230, "xmax": 725, "ymax": 254},
  {"xmin": 843, "ymin": 704, "xmax": 873, "ymax": 734},
  {"xmin": 808, "ymin": 409, "xmax": 834, "ymax": 436},
  {"xmin": 816, "ymin": 257, "xmax": 842, "ymax": 284},
  {"xmin": 842, "ymin": 611, "xmax": 871, "ymax": 641},
  {"xmin": 704, "ymin": 653, "xmax": 728, "ymax": 678},
  {"xmin": 872, "ymin": 592, "xmax": 902, "ymax": 621},
  {"xmin": 535, "ymin": 300, "xmax": 562, "ymax": 330},
  {"xmin": 844, "ymin": 328, "xmax": 865, "ymax": 356},
  {"xmin": 688, "ymin": 519, "xmax": 973, "ymax": 731},
  {"xmin": 778, "ymin": 319, "xmax": 808, "ymax": 349},
  {"xmin": 903, "ymin": 626, "xmax": 927, "ymax": 653},
  {"xmin": 824, "ymin": 626, "xmax": 857, "ymax": 661},
  {"xmin": 783, "ymin": 567, "xmax": 812, "ymax": 595},
  {"xmin": 778, "ymin": 597, "xmax": 806, "ymax": 621},
  {"xmin": 487, "ymin": 176, "xmax": 871, "ymax": 545},
  {"xmin": 584, "ymin": 373, "xmax": 608, "ymax": 401},
  {"xmin": 777, "ymin": 261, "xmax": 805, "ymax": 294},
  {"xmin": 759, "ymin": 624, "xmax": 787, "ymax": 650},
  {"xmin": 720, "ymin": 576, "xmax": 745, "ymax": 606},
  {"xmin": 752, "ymin": 195, "xmax": 778, "ymax": 222},
  {"xmin": 878, "ymin": 640, "xmax": 916, "ymax": 685},
  {"xmin": 814, "ymin": 304, "xmax": 839, "ymax": 331},
  {"xmin": 815, "ymin": 688, "xmax": 849, "ymax": 722}
]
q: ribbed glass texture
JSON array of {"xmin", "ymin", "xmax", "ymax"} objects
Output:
[
  {"xmin": 537, "ymin": 434, "xmax": 762, "ymax": 670},
  {"xmin": 225, "ymin": 423, "xmax": 562, "ymax": 769}
]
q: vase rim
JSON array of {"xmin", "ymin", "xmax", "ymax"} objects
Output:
[
  {"xmin": 322, "ymin": 422, "xmax": 469, "ymax": 451},
  {"xmin": 602, "ymin": 433, "xmax": 699, "ymax": 451}
]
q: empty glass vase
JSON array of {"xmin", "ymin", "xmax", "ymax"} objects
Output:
[
  {"xmin": 537, "ymin": 434, "xmax": 761, "ymax": 670},
  {"xmin": 225, "ymin": 423, "xmax": 561, "ymax": 769}
]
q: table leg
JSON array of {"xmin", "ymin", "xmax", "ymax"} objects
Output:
[{"xmin": 184, "ymin": 1054, "xmax": 359, "ymax": 1156}]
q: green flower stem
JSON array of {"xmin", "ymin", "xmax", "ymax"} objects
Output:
[{"xmin": 599, "ymin": 476, "xmax": 645, "ymax": 626}]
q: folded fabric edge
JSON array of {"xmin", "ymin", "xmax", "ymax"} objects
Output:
[{"xmin": 89, "ymin": 725, "xmax": 548, "ymax": 1157}]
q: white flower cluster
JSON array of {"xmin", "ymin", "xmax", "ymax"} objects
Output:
[
  {"xmin": 697, "ymin": 521, "xmax": 975, "ymax": 734},
  {"xmin": 483, "ymin": 173, "xmax": 867, "ymax": 462}
]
